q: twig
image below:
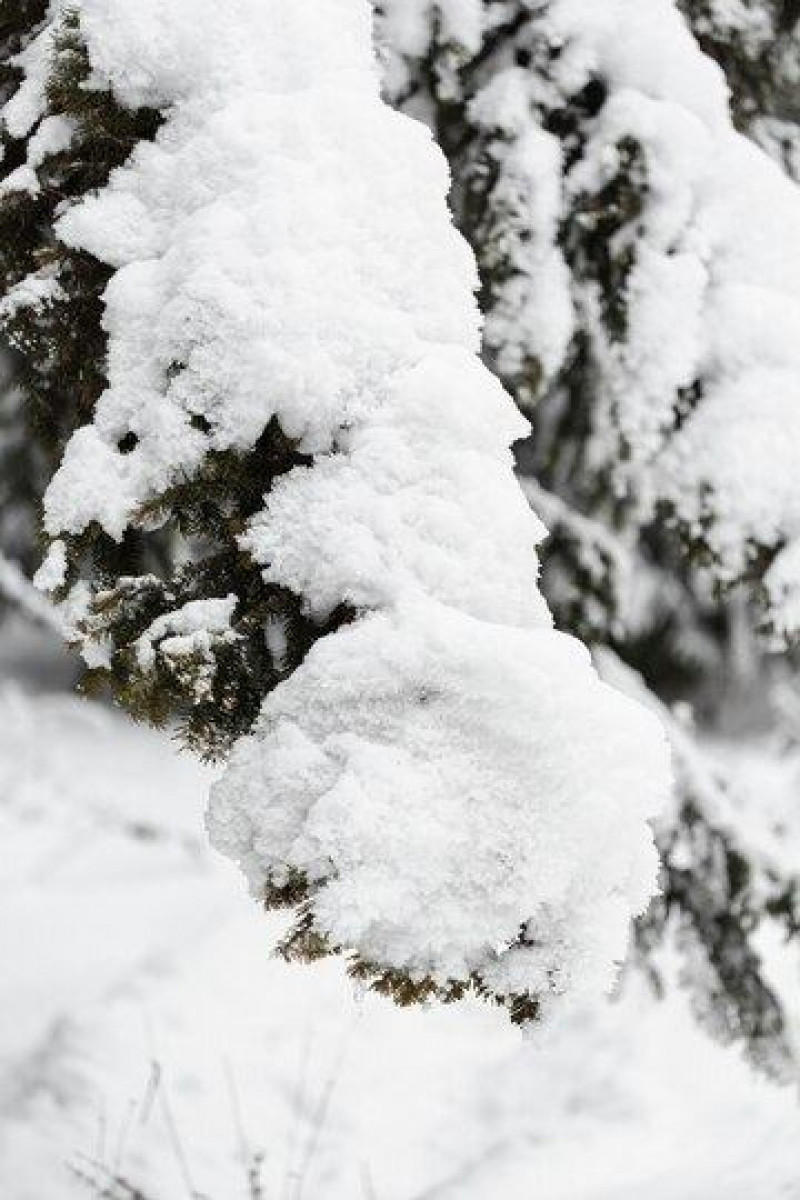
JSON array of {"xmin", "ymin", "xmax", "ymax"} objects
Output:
[
  {"xmin": 70, "ymin": 1154, "xmax": 153, "ymax": 1200},
  {"xmin": 0, "ymin": 550, "xmax": 63, "ymax": 634},
  {"xmin": 224, "ymin": 1058, "xmax": 267, "ymax": 1200},
  {"xmin": 287, "ymin": 1026, "xmax": 353, "ymax": 1200},
  {"xmin": 142, "ymin": 1012, "xmax": 208, "ymax": 1200}
]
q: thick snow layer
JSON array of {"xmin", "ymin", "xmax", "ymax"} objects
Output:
[
  {"xmin": 28, "ymin": 0, "xmax": 670, "ymax": 1009},
  {"xmin": 210, "ymin": 600, "xmax": 665, "ymax": 999},
  {"xmin": 242, "ymin": 351, "xmax": 550, "ymax": 627},
  {"xmin": 379, "ymin": 0, "xmax": 800, "ymax": 640}
]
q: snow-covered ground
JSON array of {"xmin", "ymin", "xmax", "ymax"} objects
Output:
[{"xmin": 2, "ymin": 628, "xmax": 800, "ymax": 1200}]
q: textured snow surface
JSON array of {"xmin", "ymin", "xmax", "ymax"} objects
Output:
[
  {"xmin": 1, "ymin": 677, "xmax": 799, "ymax": 1200},
  {"xmin": 210, "ymin": 601, "xmax": 664, "ymax": 998},
  {"xmin": 380, "ymin": 0, "xmax": 800, "ymax": 639},
  {"xmin": 22, "ymin": 0, "xmax": 671, "ymax": 1006}
]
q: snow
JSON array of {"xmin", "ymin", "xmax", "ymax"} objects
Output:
[
  {"xmin": 210, "ymin": 599, "xmax": 665, "ymax": 1001},
  {"xmin": 27, "ymin": 115, "xmax": 76, "ymax": 168},
  {"xmin": 42, "ymin": 0, "xmax": 483, "ymax": 540},
  {"xmin": 241, "ymin": 351, "xmax": 551, "ymax": 627},
  {"xmin": 0, "ymin": 164, "xmax": 39, "ymax": 197},
  {"xmin": 541, "ymin": 2, "xmax": 800, "ymax": 618},
  {"xmin": 550, "ymin": 0, "xmax": 731, "ymax": 128},
  {"xmin": 2, "ymin": 4, "xmax": 797, "ymax": 1188},
  {"xmin": 379, "ymin": 0, "xmax": 484, "ymax": 65},
  {"xmin": 134, "ymin": 595, "xmax": 239, "ymax": 673},
  {"xmin": 0, "ymin": 20, "xmax": 53, "ymax": 141},
  {"xmin": 469, "ymin": 72, "xmax": 575, "ymax": 397},
  {"xmin": 0, "ymin": 274, "xmax": 64, "ymax": 322},
  {"xmin": 32, "ymin": 540, "xmax": 67, "ymax": 594},
  {"xmin": 1, "ymin": 663, "xmax": 798, "ymax": 1200},
  {"xmin": 21, "ymin": 0, "xmax": 672, "ymax": 1012}
]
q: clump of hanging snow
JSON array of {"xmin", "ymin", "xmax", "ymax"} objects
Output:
[
  {"xmin": 210, "ymin": 598, "xmax": 665, "ymax": 1004},
  {"xmin": 380, "ymin": 0, "xmax": 800, "ymax": 642},
  {"xmin": 550, "ymin": 0, "xmax": 731, "ymax": 125},
  {"xmin": 36, "ymin": 0, "xmax": 670, "ymax": 1014},
  {"xmin": 0, "ymin": 163, "xmax": 38, "ymax": 197},
  {"xmin": 242, "ymin": 350, "xmax": 550, "ymax": 628}
]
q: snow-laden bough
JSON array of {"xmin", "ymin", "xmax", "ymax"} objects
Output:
[{"xmin": 29, "ymin": 0, "xmax": 670, "ymax": 1019}]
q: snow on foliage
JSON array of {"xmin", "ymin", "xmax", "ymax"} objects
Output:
[
  {"xmin": 379, "ymin": 0, "xmax": 800, "ymax": 643},
  {"xmin": 28, "ymin": 0, "xmax": 670, "ymax": 1016},
  {"xmin": 212, "ymin": 600, "xmax": 665, "ymax": 1008}
]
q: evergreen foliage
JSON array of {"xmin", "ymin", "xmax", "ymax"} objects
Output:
[
  {"xmin": 0, "ymin": 4, "xmax": 162, "ymax": 612},
  {"xmin": 0, "ymin": 348, "xmax": 41, "ymax": 591},
  {"xmin": 0, "ymin": 0, "xmax": 48, "ymax": 608},
  {"xmin": 67, "ymin": 415, "xmax": 346, "ymax": 759},
  {"xmin": 642, "ymin": 796, "xmax": 799, "ymax": 1075},
  {"xmin": 630, "ymin": 681, "xmax": 800, "ymax": 1077},
  {"xmin": 0, "ymin": 7, "xmax": 331, "ymax": 751}
]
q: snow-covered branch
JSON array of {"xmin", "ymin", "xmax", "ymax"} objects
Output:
[{"xmin": 15, "ymin": 0, "xmax": 672, "ymax": 1019}]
